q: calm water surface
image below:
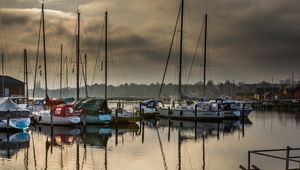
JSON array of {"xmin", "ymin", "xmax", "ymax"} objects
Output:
[{"xmin": 1, "ymin": 111, "xmax": 300, "ymax": 170}]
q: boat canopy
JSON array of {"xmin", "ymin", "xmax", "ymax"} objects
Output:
[
  {"xmin": 75, "ymin": 99, "xmax": 108, "ymax": 115},
  {"xmin": 0, "ymin": 98, "xmax": 30, "ymax": 118},
  {"xmin": 141, "ymin": 99, "xmax": 164, "ymax": 108},
  {"xmin": 45, "ymin": 94, "xmax": 64, "ymax": 107}
]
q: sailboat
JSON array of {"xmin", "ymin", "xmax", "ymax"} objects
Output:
[
  {"xmin": 78, "ymin": 11, "xmax": 138, "ymax": 124},
  {"xmin": 157, "ymin": 0, "xmax": 224, "ymax": 120},
  {"xmin": 0, "ymin": 98, "xmax": 31, "ymax": 130},
  {"xmin": 32, "ymin": 3, "xmax": 80, "ymax": 125}
]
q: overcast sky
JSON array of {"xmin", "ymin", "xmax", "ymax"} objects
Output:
[{"xmin": 0, "ymin": 0, "xmax": 299, "ymax": 89}]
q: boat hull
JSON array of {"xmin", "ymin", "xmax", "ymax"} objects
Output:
[
  {"xmin": 158, "ymin": 107, "xmax": 224, "ymax": 121},
  {"xmin": 33, "ymin": 110, "xmax": 80, "ymax": 125},
  {"xmin": 80, "ymin": 114, "xmax": 112, "ymax": 124}
]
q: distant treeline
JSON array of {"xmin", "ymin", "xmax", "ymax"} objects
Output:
[{"xmin": 29, "ymin": 79, "xmax": 300, "ymax": 99}]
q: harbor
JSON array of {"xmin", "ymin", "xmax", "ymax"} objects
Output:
[
  {"xmin": 1, "ymin": 0, "xmax": 300, "ymax": 169},
  {"xmin": 0, "ymin": 110, "xmax": 300, "ymax": 169}
]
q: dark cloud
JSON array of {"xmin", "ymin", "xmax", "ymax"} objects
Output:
[{"xmin": 0, "ymin": 0, "xmax": 300, "ymax": 88}]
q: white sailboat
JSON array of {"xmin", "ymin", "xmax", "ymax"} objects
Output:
[
  {"xmin": 32, "ymin": 3, "xmax": 80, "ymax": 125},
  {"xmin": 157, "ymin": 0, "xmax": 224, "ymax": 120}
]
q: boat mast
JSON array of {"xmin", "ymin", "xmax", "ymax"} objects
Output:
[
  {"xmin": 42, "ymin": 3, "xmax": 48, "ymax": 98},
  {"xmin": 60, "ymin": 44, "xmax": 63, "ymax": 98},
  {"xmin": 84, "ymin": 53, "xmax": 88, "ymax": 98},
  {"xmin": 203, "ymin": 14, "xmax": 207, "ymax": 98},
  {"xmin": 178, "ymin": 0, "xmax": 184, "ymax": 99},
  {"xmin": 1, "ymin": 52, "xmax": 4, "ymax": 97},
  {"xmin": 104, "ymin": 11, "xmax": 108, "ymax": 99},
  {"xmin": 76, "ymin": 11, "xmax": 80, "ymax": 100},
  {"xmin": 65, "ymin": 55, "xmax": 69, "ymax": 97},
  {"xmin": 24, "ymin": 49, "xmax": 28, "ymax": 104}
]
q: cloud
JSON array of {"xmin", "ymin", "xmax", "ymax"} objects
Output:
[{"xmin": 0, "ymin": 0, "xmax": 300, "ymax": 89}]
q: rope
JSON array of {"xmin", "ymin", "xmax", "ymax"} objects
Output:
[
  {"xmin": 187, "ymin": 19, "xmax": 205, "ymax": 84},
  {"xmin": 91, "ymin": 21, "xmax": 104, "ymax": 94},
  {"xmin": 33, "ymin": 9, "xmax": 42, "ymax": 99},
  {"xmin": 158, "ymin": 3, "xmax": 182, "ymax": 100}
]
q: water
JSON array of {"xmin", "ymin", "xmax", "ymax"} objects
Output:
[{"xmin": 1, "ymin": 111, "xmax": 300, "ymax": 170}]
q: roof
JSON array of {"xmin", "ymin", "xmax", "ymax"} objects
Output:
[
  {"xmin": 0, "ymin": 97, "xmax": 28, "ymax": 111},
  {"xmin": 0, "ymin": 76, "xmax": 24, "ymax": 85}
]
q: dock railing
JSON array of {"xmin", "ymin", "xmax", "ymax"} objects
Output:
[{"xmin": 240, "ymin": 146, "xmax": 300, "ymax": 170}]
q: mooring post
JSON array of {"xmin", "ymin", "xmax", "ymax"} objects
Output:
[
  {"xmin": 168, "ymin": 120, "xmax": 171, "ymax": 142},
  {"xmin": 142, "ymin": 121, "xmax": 145, "ymax": 144},
  {"xmin": 115, "ymin": 109, "xmax": 118, "ymax": 124},
  {"xmin": 194, "ymin": 120, "xmax": 197, "ymax": 140},
  {"xmin": 115, "ymin": 124, "xmax": 118, "ymax": 146},
  {"xmin": 217, "ymin": 103, "xmax": 220, "ymax": 117},
  {"xmin": 248, "ymin": 151, "xmax": 251, "ymax": 170},
  {"xmin": 139, "ymin": 102, "xmax": 142, "ymax": 120},
  {"xmin": 180, "ymin": 110, "xmax": 183, "ymax": 116},
  {"xmin": 6, "ymin": 110, "xmax": 10, "ymax": 132},
  {"xmin": 168, "ymin": 107, "xmax": 171, "ymax": 119},
  {"xmin": 50, "ymin": 109, "xmax": 53, "ymax": 127},
  {"xmin": 194, "ymin": 105, "xmax": 197, "ymax": 121},
  {"xmin": 286, "ymin": 146, "xmax": 290, "ymax": 170},
  {"xmin": 6, "ymin": 111, "xmax": 10, "ymax": 159},
  {"xmin": 242, "ymin": 103, "xmax": 245, "ymax": 117}
]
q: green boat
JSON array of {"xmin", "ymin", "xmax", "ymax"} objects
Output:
[{"xmin": 75, "ymin": 99, "xmax": 112, "ymax": 124}]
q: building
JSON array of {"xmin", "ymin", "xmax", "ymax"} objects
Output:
[
  {"xmin": 293, "ymin": 86, "xmax": 300, "ymax": 100},
  {"xmin": 0, "ymin": 76, "xmax": 25, "ymax": 97}
]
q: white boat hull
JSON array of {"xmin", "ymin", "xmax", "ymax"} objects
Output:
[
  {"xmin": 33, "ymin": 110, "xmax": 80, "ymax": 125},
  {"xmin": 158, "ymin": 107, "xmax": 224, "ymax": 120}
]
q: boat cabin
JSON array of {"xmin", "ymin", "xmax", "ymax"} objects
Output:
[
  {"xmin": 141, "ymin": 99, "xmax": 164, "ymax": 108},
  {"xmin": 51, "ymin": 104, "xmax": 79, "ymax": 117}
]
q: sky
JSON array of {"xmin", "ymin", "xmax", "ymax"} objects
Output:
[{"xmin": 0, "ymin": 0, "xmax": 299, "ymax": 89}]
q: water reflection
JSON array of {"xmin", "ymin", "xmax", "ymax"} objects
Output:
[
  {"xmin": 152, "ymin": 119, "xmax": 251, "ymax": 170},
  {"xmin": 0, "ymin": 131, "xmax": 30, "ymax": 158},
  {"xmin": 2, "ymin": 111, "xmax": 300, "ymax": 169}
]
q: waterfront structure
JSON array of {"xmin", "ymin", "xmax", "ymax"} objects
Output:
[{"xmin": 0, "ymin": 76, "xmax": 24, "ymax": 97}]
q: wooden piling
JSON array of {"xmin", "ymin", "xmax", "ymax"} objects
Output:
[
  {"xmin": 286, "ymin": 146, "xmax": 290, "ymax": 170},
  {"xmin": 194, "ymin": 105, "xmax": 197, "ymax": 121},
  {"xmin": 115, "ymin": 109, "xmax": 118, "ymax": 124},
  {"xmin": 50, "ymin": 109, "xmax": 53, "ymax": 127},
  {"xmin": 217, "ymin": 104, "xmax": 220, "ymax": 117},
  {"xmin": 6, "ymin": 110, "xmax": 10, "ymax": 130},
  {"xmin": 139, "ymin": 102, "xmax": 142, "ymax": 120},
  {"xmin": 242, "ymin": 103, "xmax": 245, "ymax": 117}
]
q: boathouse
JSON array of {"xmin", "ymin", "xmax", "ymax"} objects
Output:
[
  {"xmin": 0, "ymin": 76, "xmax": 25, "ymax": 97},
  {"xmin": 293, "ymin": 86, "xmax": 300, "ymax": 100}
]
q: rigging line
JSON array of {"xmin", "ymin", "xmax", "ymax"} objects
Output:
[
  {"xmin": 187, "ymin": 19, "xmax": 205, "ymax": 84},
  {"xmin": 109, "ymin": 23, "xmax": 125, "ymax": 84},
  {"xmin": 158, "ymin": 3, "xmax": 181, "ymax": 100},
  {"xmin": 108, "ymin": 28, "xmax": 120, "ymax": 86},
  {"xmin": 33, "ymin": 8, "xmax": 42, "ymax": 99},
  {"xmin": 91, "ymin": 21, "xmax": 104, "ymax": 93},
  {"xmin": 80, "ymin": 18, "xmax": 98, "ymax": 55},
  {"xmin": 80, "ymin": 54, "xmax": 88, "ymax": 97}
]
